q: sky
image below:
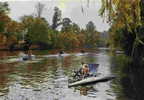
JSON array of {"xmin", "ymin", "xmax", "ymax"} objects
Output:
[{"xmin": 1, "ymin": 0, "xmax": 110, "ymax": 32}]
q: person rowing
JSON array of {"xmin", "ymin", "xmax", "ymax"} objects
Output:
[
  {"xmin": 58, "ymin": 50, "xmax": 64, "ymax": 56},
  {"xmin": 73, "ymin": 62, "xmax": 90, "ymax": 79},
  {"xmin": 80, "ymin": 50, "xmax": 85, "ymax": 53},
  {"xmin": 81, "ymin": 63, "xmax": 90, "ymax": 78}
]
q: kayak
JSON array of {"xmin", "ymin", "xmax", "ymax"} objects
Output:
[{"xmin": 68, "ymin": 75, "xmax": 115, "ymax": 87}]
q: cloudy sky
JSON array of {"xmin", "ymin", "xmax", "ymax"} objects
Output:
[{"xmin": 4, "ymin": 0, "xmax": 109, "ymax": 32}]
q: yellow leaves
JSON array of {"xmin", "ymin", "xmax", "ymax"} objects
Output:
[
  {"xmin": 58, "ymin": 32, "xmax": 84, "ymax": 49},
  {"xmin": 7, "ymin": 35, "xmax": 17, "ymax": 43},
  {"xmin": 124, "ymin": 3, "xmax": 131, "ymax": 9},
  {"xmin": 0, "ymin": 13, "xmax": 11, "ymax": 32},
  {"xmin": 0, "ymin": 34, "xmax": 6, "ymax": 44},
  {"xmin": 115, "ymin": 21, "xmax": 124, "ymax": 30},
  {"xmin": 101, "ymin": 0, "xmax": 142, "ymax": 33},
  {"xmin": 35, "ymin": 18, "xmax": 44, "ymax": 25},
  {"xmin": 125, "ymin": 14, "xmax": 133, "ymax": 24},
  {"xmin": 0, "ymin": 13, "xmax": 10, "ymax": 23},
  {"xmin": 6, "ymin": 21, "xmax": 23, "ymax": 35},
  {"xmin": 112, "ymin": 0, "xmax": 119, "ymax": 5}
]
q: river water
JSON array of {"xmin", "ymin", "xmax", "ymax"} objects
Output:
[{"xmin": 0, "ymin": 48, "xmax": 126, "ymax": 100}]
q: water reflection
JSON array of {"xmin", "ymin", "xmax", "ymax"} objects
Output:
[
  {"xmin": 0, "ymin": 49, "xmax": 117, "ymax": 100},
  {"xmin": 76, "ymin": 86, "xmax": 98, "ymax": 97},
  {"xmin": 110, "ymin": 53, "xmax": 144, "ymax": 100}
]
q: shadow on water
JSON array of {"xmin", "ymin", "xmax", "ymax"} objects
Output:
[
  {"xmin": 0, "ymin": 49, "xmax": 128, "ymax": 100},
  {"xmin": 110, "ymin": 52, "xmax": 144, "ymax": 100}
]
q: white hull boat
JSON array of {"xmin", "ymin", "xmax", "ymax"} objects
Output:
[{"xmin": 68, "ymin": 75, "xmax": 115, "ymax": 87}]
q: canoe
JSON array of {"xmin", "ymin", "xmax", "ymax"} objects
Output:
[{"xmin": 68, "ymin": 75, "xmax": 115, "ymax": 87}]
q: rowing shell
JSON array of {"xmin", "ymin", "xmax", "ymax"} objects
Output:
[{"xmin": 68, "ymin": 75, "xmax": 115, "ymax": 87}]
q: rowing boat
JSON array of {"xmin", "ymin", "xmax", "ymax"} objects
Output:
[
  {"xmin": 68, "ymin": 63, "xmax": 115, "ymax": 87},
  {"xmin": 68, "ymin": 75, "xmax": 115, "ymax": 87}
]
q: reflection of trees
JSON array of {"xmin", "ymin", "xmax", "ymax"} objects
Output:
[
  {"xmin": 0, "ymin": 63, "xmax": 16, "ymax": 95},
  {"xmin": 111, "ymin": 54, "xmax": 144, "ymax": 100},
  {"xmin": 0, "ymin": 51, "xmax": 17, "ymax": 58},
  {"xmin": 85, "ymin": 56, "xmax": 97, "ymax": 64},
  {"xmin": 80, "ymin": 87, "xmax": 88, "ymax": 96},
  {"xmin": 75, "ymin": 86, "xmax": 97, "ymax": 96},
  {"xmin": 62, "ymin": 56, "xmax": 72, "ymax": 68},
  {"xmin": 12, "ymin": 57, "xmax": 72, "ymax": 89},
  {"xmin": 61, "ymin": 56, "xmax": 82, "ymax": 76},
  {"xmin": 15, "ymin": 59, "xmax": 58, "ymax": 87}
]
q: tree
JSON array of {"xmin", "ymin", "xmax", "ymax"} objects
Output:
[
  {"xmin": 86, "ymin": 21, "xmax": 96, "ymax": 32},
  {"xmin": 0, "ymin": 13, "xmax": 10, "ymax": 33},
  {"xmin": 0, "ymin": 2, "xmax": 10, "ymax": 33},
  {"xmin": 0, "ymin": 2, "xmax": 9, "ymax": 14},
  {"xmin": 99, "ymin": 1, "xmax": 144, "ymax": 99},
  {"xmin": 5, "ymin": 21, "xmax": 23, "ymax": 37},
  {"xmin": 58, "ymin": 32, "xmax": 81, "ymax": 49},
  {"xmin": 0, "ymin": 2, "xmax": 12, "ymax": 46},
  {"xmin": 71, "ymin": 23, "xmax": 80, "ymax": 34},
  {"xmin": 61, "ymin": 17, "xmax": 72, "ymax": 32},
  {"xmin": 100, "ymin": 0, "xmax": 142, "ymax": 56},
  {"xmin": 62, "ymin": 17, "xmax": 72, "ymax": 26},
  {"xmin": 51, "ymin": 7, "xmax": 62, "ymax": 30},
  {"xmin": 21, "ymin": 16, "xmax": 50, "ymax": 45},
  {"xmin": 85, "ymin": 21, "xmax": 99, "ymax": 47},
  {"xmin": 35, "ymin": 2, "xmax": 45, "ymax": 18}
]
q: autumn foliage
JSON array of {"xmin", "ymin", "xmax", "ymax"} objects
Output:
[{"xmin": 0, "ymin": 2, "xmax": 100, "ymax": 50}]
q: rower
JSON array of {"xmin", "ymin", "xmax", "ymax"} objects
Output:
[
  {"xmin": 73, "ymin": 62, "xmax": 84, "ymax": 79},
  {"xmin": 80, "ymin": 62, "xmax": 90, "ymax": 77},
  {"xmin": 59, "ymin": 51, "xmax": 64, "ymax": 54},
  {"xmin": 28, "ymin": 50, "xmax": 32, "ymax": 60},
  {"xmin": 59, "ymin": 50, "xmax": 64, "ymax": 56},
  {"xmin": 82, "ymin": 64, "xmax": 90, "ymax": 78},
  {"xmin": 73, "ymin": 62, "xmax": 90, "ymax": 79},
  {"xmin": 80, "ymin": 50, "xmax": 85, "ymax": 53}
]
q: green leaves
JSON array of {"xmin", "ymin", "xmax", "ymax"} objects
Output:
[
  {"xmin": 100, "ymin": 0, "xmax": 144, "ymax": 54},
  {"xmin": 52, "ymin": 7, "xmax": 62, "ymax": 30},
  {"xmin": 21, "ymin": 16, "xmax": 51, "ymax": 44},
  {"xmin": 100, "ymin": 0, "xmax": 141, "ymax": 30},
  {"xmin": 0, "ymin": 2, "xmax": 9, "ymax": 14}
]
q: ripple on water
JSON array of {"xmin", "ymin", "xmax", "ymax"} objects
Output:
[{"xmin": 0, "ymin": 50, "xmax": 117, "ymax": 100}]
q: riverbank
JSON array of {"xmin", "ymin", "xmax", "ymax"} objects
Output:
[{"xmin": 0, "ymin": 47, "xmax": 99, "ymax": 58}]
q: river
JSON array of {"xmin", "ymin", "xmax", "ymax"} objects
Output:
[{"xmin": 0, "ymin": 48, "xmax": 127, "ymax": 100}]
